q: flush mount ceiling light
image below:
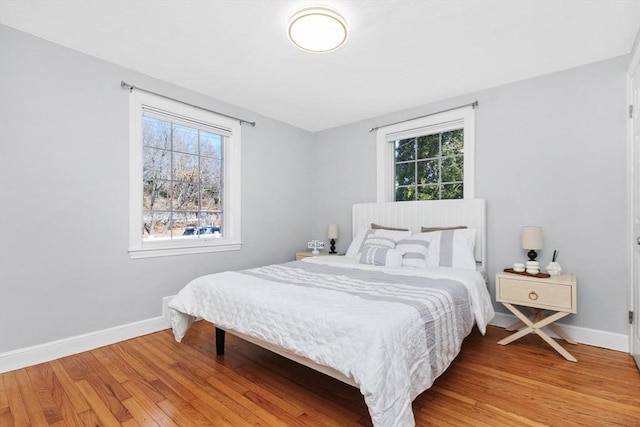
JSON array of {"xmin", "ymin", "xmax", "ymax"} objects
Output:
[{"xmin": 288, "ymin": 7, "xmax": 348, "ymax": 53}]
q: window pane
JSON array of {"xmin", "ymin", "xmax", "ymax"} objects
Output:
[
  {"xmin": 417, "ymin": 159, "xmax": 439, "ymax": 184},
  {"xmin": 143, "ymin": 147, "xmax": 171, "ymax": 181},
  {"xmin": 417, "ymin": 134, "xmax": 439, "ymax": 159},
  {"xmin": 201, "ymin": 132, "xmax": 222, "ymax": 159},
  {"xmin": 417, "ymin": 185, "xmax": 439, "ymax": 200},
  {"xmin": 442, "ymin": 183, "xmax": 463, "ymax": 199},
  {"xmin": 143, "ymin": 117, "xmax": 171, "ymax": 150},
  {"xmin": 200, "ymin": 212, "xmax": 222, "ymax": 235},
  {"xmin": 172, "ymin": 124, "xmax": 199, "ymax": 154},
  {"xmin": 170, "ymin": 211, "xmax": 199, "ymax": 237},
  {"xmin": 395, "ymin": 186, "xmax": 415, "ymax": 201},
  {"xmin": 201, "ymin": 184, "xmax": 221, "ymax": 211},
  {"xmin": 143, "ymin": 179, "xmax": 171, "ymax": 210},
  {"xmin": 441, "ymin": 156, "xmax": 463, "ymax": 182},
  {"xmin": 200, "ymin": 158, "xmax": 221, "ymax": 183},
  {"xmin": 172, "ymin": 181, "xmax": 199, "ymax": 211},
  {"xmin": 441, "ymin": 129, "xmax": 464, "ymax": 156},
  {"xmin": 395, "ymin": 162, "xmax": 415, "ymax": 186},
  {"xmin": 173, "ymin": 152, "xmax": 199, "ymax": 182},
  {"xmin": 143, "ymin": 210, "xmax": 171, "ymax": 238},
  {"xmin": 395, "ymin": 138, "xmax": 415, "ymax": 162}
]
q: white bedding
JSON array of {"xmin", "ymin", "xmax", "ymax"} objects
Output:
[{"xmin": 169, "ymin": 256, "xmax": 494, "ymax": 427}]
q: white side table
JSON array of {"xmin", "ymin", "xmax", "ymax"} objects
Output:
[
  {"xmin": 495, "ymin": 272, "xmax": 578, "ymax": 362},
  {"xmin": 295, "ymin": 251, "xmax": 344, "ymax": 261}
]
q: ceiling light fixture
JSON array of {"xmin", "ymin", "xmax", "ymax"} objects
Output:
[{"xmin": 288, "ymin": 7, "xmax": 348, "ymax": 53}]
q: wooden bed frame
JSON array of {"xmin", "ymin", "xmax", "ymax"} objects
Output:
[{"xmin": 214, "ymin": 199, "xmax": 487, "ymax": 388}]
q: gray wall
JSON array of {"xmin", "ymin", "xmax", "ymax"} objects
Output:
[
  {"xmin": 311, "ymin": 55, "xmax": 629, "ymax": 335},
  {"xmin": 0, "ymin": 25, "xmax": 313, "ymax": 353}
]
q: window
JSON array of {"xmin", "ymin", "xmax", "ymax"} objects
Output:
[
  {"xmin": 129, "ymin": 90, "xmax": 241, "ymax": 258},
  {"xmin": 394, "ymin": 129, "xmax": 464, "ymax": 200},
  {"xmin": 376, "ymin": 105, "xmax": 475, "ymax": 202}
]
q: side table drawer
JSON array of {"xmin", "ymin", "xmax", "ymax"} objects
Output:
[{"xmin": 497, "ymin": 277, "xmax": 574, "ymax": 312}]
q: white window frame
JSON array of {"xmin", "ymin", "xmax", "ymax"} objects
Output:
[
  {"xmin": 376, "ymin": 106, "xmax": 475, "ymax": 202},
  {"xmin": 128, "ymin": 90, "xmax": 242, "ymax": 259}
]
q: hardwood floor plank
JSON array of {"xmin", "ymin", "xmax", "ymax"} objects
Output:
[
  {"xmin": 152, "ymin": 381, "xmax": 215, "ymax": 427},
  {"xmin": 77, "ymin": 408, "xmax": 101, "ymax": 426},
  {"xmin": 75, "ymin": 379, "xmax": 124, "ymax": 427},
  {"xmin": 110, "ymin": 343, "xmax": 158, "ymax": 383},
  {"xmin": 120, "ymin": 396, "xmax": 161, "ymax": 427},
  {"xmin": 0, "ymin": 407, "xmax": 14, "ymax": 427},
  {"xmin": 2, "ymin": 372, "xmax": 31, "ymax": 427},
  {"xmin": 28, "ymin": 361, "xmax": 86, "ymax": 427},
  {"xmin": 204, "ymin": 373, "xmax": 299, "ymax": 427},
  {"xmin": 25, "ymin": 363, "xmax": 65, "ymax": 425},
  {"xmin": 13, "ymin": 369, "xmax": 49, "ymax": 426},
  {"xmin": 49, "ymin": 359, "xmax": 91, "ymax": 415},
  {"xmin": 0, "ymin": 372, "xmax": 13, "ymax": 427}
]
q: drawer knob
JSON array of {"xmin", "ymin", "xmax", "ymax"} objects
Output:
[{"xmin": 528, "ymin": 291, "xmax": 539, "ymax": 301}]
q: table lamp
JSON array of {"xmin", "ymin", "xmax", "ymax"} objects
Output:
[
  {"xmin": 327, "ymin": 224, "xmax": 339, "ymax": 254},
  {"xmin": 521, "ymin": 226, "xmax": 543, "ymax": 261}
]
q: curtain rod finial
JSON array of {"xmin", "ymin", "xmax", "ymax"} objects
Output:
[{"xmin": 120, "ymin": 80, "xmax": 134, "ymax": 92}]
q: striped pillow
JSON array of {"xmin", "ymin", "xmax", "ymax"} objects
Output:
[
  {"xmin": 396, "ymin": 237, "xmax": 430, "ymax": 268},
  {"xmin": 358, "ymin": 245, "xmax": 403, "ymax": 267},
  {"xmin": 421, "ymin": 228, "xmax": 477, "ymax": 269}
]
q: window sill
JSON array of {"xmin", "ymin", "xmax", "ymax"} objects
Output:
[{"xmin": 129, "ymin": 241, "xmax": 242, "ymax": 259}]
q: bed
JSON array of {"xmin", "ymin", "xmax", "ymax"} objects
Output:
[{"xmin": 169, "ymin": 199, "xmax": 494, "ymax": 427}]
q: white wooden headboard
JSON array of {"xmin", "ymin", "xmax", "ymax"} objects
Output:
[{"xmin": 352, "ymin": 199, "xmax": 487, "ymax": 267}]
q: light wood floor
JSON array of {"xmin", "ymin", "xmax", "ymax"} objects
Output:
[{"xmin": 1, "ymin": 323, "xmax": 639, "ymax": 426}]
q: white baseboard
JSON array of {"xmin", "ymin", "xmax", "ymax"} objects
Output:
[
  {"xmin": 489, "ymin": 312, "xmax": 629, "ymax": 353},
  {"xmin": 0, "ymin": 296, "xmax": 176, "ymax": 374}
]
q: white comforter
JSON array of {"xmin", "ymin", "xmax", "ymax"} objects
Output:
[{"xmin": 169, "ymin": 257, "xmax": 494, "ymax": 427}]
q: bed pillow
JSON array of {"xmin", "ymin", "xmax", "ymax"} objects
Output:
[
  {"xmin": 371, "ymin": 223, "xmax": 409, "ymax": 231},
  {"xmin": 345, "ymin": 228, "xmax": 412, "ymax": 259},
  {"xmin": 420, "ymin": 228, "xmax": 477, "ymax": 269},
  {"xmin": 420, "ymin": 225, "xmax": 467, "ymax": 233},
  {"xmin": 345, "ymin": 228, "xmax": 369, "ymax": 258},
  {"xmin": 396, "ymin": 235, "xmax": 431, "ymax": 268},
  {"xmin": 358, "ymin": 245, "xmax": 403, "ymax": 267}
]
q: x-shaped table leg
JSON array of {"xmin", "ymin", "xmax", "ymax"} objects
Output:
[
  {"xmin": 505, "ymin": 308, "xmax": 577, "ymax": 345},
  {"xmin": 498, "ymin": 303, "xmax": 577, "ymax": 362}
]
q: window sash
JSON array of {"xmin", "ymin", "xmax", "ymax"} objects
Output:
[{"xmin": 142, "ymin": 105, "xmax": 232, "ymax": 137}]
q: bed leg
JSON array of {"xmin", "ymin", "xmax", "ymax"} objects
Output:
[{"xmin": 215, "ymin": 327, "xmax": 225, "ymax": 355}]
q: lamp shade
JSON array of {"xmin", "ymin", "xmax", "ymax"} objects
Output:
[
  {"xmin": 327, "ymin": 224, "xmax": 339, "ymax": 239},
  {"xmin": 521, "ymin": 226, "xmax": 543, "ymax": 250}
]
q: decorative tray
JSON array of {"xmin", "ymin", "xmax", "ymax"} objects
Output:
[{"xmin": 503, "ymin": 268, "xmax": 550, "ymax": 278}]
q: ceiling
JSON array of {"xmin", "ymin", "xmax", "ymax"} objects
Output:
[{"xmin": 1, "ymin": 0, "xmax": 639, "ymax": 132}]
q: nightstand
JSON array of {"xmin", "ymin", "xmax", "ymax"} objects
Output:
[
  {"xmin": 295, "ymin": 251, "xmax": 344, "ymax": 261},
  {"xmin": 495, "ymin": 271, "xmax": 578, "ymax": 362}
]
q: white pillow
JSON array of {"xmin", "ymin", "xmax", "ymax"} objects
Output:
[
  {"xmin": 358, "ymin": 246, "xmax": 403, "ymax": 267},
  {"xmin": 420, "ymin": 228, "xmax": 477, "ymax": 269},
  {"xmin": 396, "ymin": 235, "xmax": 430, "ymax": 268},
  {"xmin": 345, "ymin": 228, "xmax": 412, "ymax": 259},
  {"xmin": 345, "ymin": 228, "xmax": 369, "ymax": 258}
]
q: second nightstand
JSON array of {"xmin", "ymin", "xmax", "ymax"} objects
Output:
[
  {"xmin": 295, "ymin": 251, "xmax": 344, "ymax": 261},
  {"xmin": 495, "ymin": 271, "xmax": 578, "ymax": 362}
]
